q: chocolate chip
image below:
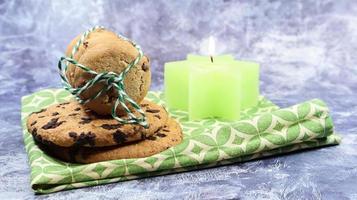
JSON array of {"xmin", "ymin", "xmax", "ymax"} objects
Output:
[
  {"xmin": 79, "ymin": 117, "xmax": 92, "ymax": 124},
  {"xmin": 141, "ymin": 132, "xmax": 146, "ymax": 139},
  {"xmin": 32, "ymin": 128, "xmax": 37, "ymax": 136},
  {"xmin": 34, "ymin": 136, "xmax": 51, "ymax": 145},
  {"xmin": 156, "ymin": 133, "xmax": 167, "ymax": 138},
  {"xmin": 68, "ymin": 132, "xmax": 77, "ymax": 139},
  {"xmin": 30, "ymin": 121, "xmax": 37, "ymax": 126},
  {"xmin": 146, "ymin": 109, "xmax": 160, "ymax": 113},
  {"xmin": 142, "ymin": 63, "xmax": 149, "ymax": 71},
  {"xmin": 87, "ymin": 133, "xmax": 96, "ymax": 146},
  {"xmin": 56, "ymin": 102, "xmax": 69, "ymax": 108},
  {"xmin": 162, "ymin": 129, "xmax": 170, "ymax": 132},
  {"xmin": 113, "ymin": 130, "xmax": 127, "ymax": 144},
  {"xmin": 154, "ymin": 114, "xmax": 161, "ymax": 119},
  {"xmin": 31, "ymin": 130, "xmax": 53, "ymax": 145},
  {"xmin": 101, "ymin": 124, "xmax": 123, "ymax": 130},
  {"xmin": 35, "ymin": 134, "xmax": 42, "ymax": 142},
  {"xmin": 74, "ymin": 108, "xmax": 81, "ymax": 111},
  {"xmin": 41, "ymin": 139, "xmax": 53, "ymax": 146},
  {"xmin": 42, "ymin": 118, "xmax": 64, "ymax": 129},
  {"xmin": 146, "ymin": 136, "xmax": 157, "ymax": 141},
  {"xmin": 52, "ymin": 112, "xmax": 59, "ymax": 116},
  {"xmin": 76, "ymin": 132, "xmax": 96, "ymax": 146},
  {"xmin": 38, "ymin": 116, "xmax": 45, "ymax": 118},
  {"xmin": 69, "ymin": 113, "xmax": 78, "ymax": 116},
  {"xmin": 33, "ymin": 109, "xmax": 46, "ymax": 114},
  {"xmin": 83, "ymin": 41, "xmax": 89, "ymax": 48}
]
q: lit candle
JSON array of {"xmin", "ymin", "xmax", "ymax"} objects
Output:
[
  {"xmin": 164, "ymin": 37, "xmax": 236, "ymax": 111},
  {"xmin": 164, "ymin": 36, "xmax": 260, "ymax": 119},
  {"xmin": 188, "ymin": 37, "xmax": 241, "ymax": 120}
]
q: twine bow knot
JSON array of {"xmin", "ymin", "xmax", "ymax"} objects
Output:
[{"xmin": 58, "ymin": 26, "xmax": 148, "ymax": 128}]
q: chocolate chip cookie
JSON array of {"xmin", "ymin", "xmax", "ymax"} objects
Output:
[
  {"xmin": 65, "ymin": 28, "xmax": 151, "ymax": 116},
  {"xmin": 40, "ymin": 118, "xmax": 183, "ymax": 163},
  {"xmin": 27, "ymin": 100, "xmax": 168, "ymax": 147}
]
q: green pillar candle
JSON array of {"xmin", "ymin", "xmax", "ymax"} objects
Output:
[
  {"xmin": 164, "ymin": 58, "xmax": 260, "ymax": 113},
  {"xmin": 164, "ymin": 61, "xmax": 190, "ymax": 110},
  {"xmin": 189, "ymin": 63, "xmax": 241, "ymax": 121},
  {"xmin": 164, "ymin": 56, "xmax": 235, "ymax": 111},
  {"xmin": 233, "ymin": 60, "xmax": 260, "ymax": 109},
  {"xmin": 187, "ymin": 57, "xmax": 260, "ymax": 110}
]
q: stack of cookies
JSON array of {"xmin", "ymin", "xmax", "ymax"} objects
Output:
[{"xmin": 26, "ymin": 28, "xmax": 182, "ymax": 164}]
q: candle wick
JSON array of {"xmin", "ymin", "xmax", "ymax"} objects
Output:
[{"xmin": 210, "ymin": 55, "xmax": 214, "ymax": 63}]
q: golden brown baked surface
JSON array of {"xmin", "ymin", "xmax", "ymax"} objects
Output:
[
  {"xmin": 38, "ymin": 118, "xmax": 183, "ymax": 164},
  {"xmin": 65, "ymin": 29, "xmax": 151, "ymax": 116},
  {"xmin": 27, "ymin": 100, "xmax": 168, "ymax": 147}
]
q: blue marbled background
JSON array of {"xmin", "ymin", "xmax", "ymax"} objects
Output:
[{"xmin": 1, "ymin": 0, "xmax": 356, "ymax": 199}]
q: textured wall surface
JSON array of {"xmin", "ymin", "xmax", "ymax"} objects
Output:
[{"xmin": 1, "ymin": 0, "xmax": 357, "ymax": 199}]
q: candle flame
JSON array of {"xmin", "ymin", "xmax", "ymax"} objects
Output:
[{"xmin": 208, "ymin": 36, "xmax": 215, "ymax": 56}]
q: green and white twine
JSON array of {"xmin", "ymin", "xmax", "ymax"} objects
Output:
[{"xmin": 58, "ymin": 26, "xmax": 148, "ymax": 128}]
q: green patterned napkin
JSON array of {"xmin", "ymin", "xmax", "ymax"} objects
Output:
[{"xmin": 21, "ymin": 89, "xmax": 341, "ymax": 194}]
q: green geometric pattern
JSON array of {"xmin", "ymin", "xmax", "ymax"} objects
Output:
[{"xmin": 21, "ymin": 89, "xmax": 341, "ymax": 194}]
